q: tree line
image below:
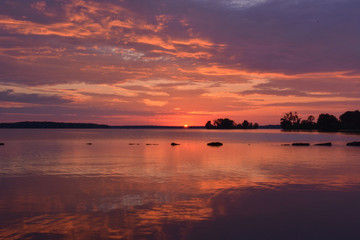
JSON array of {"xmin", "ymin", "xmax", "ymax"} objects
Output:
[
  {"xmin": 280, "ymin": 110, "xmax": 360, "ymax": 131},
  {"xmin": 205, "ymin": 118, "xmax": 259, "ymax": 129}
]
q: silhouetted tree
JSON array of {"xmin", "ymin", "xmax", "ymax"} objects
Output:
[
  {"xmin": 280, "ymin": 112, "xmax": 301, "ymax": 129},
  {"xmin": 300, "ymin": 115, "xmax": 316, "ymax": 129},
  {"xmin": 213, "ymin": 118, "xmax": 236, "ymax": 129},
  {"xmin": 339, "ymin": 110, "xmax": 360, "ymax": 130},
  {"xmin": 307, "ymin": 115, "xmax": 315, "ymax": 124},
  {"xmin": 242, "ymin": 120, "xmax": 249, "ymax": 129},
  {"xmin": 280, "ymin": 110, "xmax": 360, "ymax": 131},
  {"xmin": 205, "ymin": 121, "xmax": 214, "ymax": 129},
  {"xmin": 317, "ymin": 114, "xmax": 340, "ymax": 131}
]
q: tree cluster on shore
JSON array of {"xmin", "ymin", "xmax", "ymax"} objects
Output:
[
  {"xmin": 205, "ymin": 118, "xmax": 259, "ymax": 129},
  {"xmin": 280, "ymin": 110, "xmax": 360, "ymax": 131}
]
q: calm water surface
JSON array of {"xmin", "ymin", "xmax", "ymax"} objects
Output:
[{"xmin": 1, "ymin": 129, "xmax": 360, "ymax": 239}]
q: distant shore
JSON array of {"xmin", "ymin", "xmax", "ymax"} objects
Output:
[
  {"xmin": 0, "ymin": 121, "xmax": 187, "ymax": 129},
  {"xmin": 0, "ymin": 121, "xmax": 281, "ymax": 129}
]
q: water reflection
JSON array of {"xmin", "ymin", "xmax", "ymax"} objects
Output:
[{"xmin": 0, "ymin": 129, "xmax": 360, "ymax": 239}]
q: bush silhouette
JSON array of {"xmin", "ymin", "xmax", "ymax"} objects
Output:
[{"xmin": 340, "ymin": 110, "xmax": 360, "ymax": 130}]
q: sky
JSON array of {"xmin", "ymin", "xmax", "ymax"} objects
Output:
[{"xmin": 0, "ymin": 0, "xmax": 359, "ymax": 126}]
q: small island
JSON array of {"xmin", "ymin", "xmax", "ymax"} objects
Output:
[
  {"xmin": 205, "ymin": 118, "xmax": 259, "ymax": 129},
  {"xmin": 280, "ymin": 110, "xmax": 360, "ymax": 131}
]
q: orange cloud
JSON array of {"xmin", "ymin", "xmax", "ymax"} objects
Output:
[
  {"xmin": 0, "ymin": 16, "xmax": 96, "ymax": 37},
  {"xmin": 143, "ymin": 99, "xmax": 168, "ymax": 107},
  {"xmin": 171, "ymin": 38, "xmax": 224, "ymax": 48},
  {"xmin": 152, "ymin": 49, "xmax": 212, "ymax": 59},
  {"xmin": 135, "ymin": 36, "xmax": 176, "ymax": 50}
]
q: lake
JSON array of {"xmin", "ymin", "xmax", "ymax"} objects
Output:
[{"xmin": 1, "ymin": 129, "xmax": 360, "ymax": 239}]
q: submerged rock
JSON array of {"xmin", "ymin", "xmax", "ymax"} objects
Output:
[
  {"xmin": 146, "ymin": 143, "xmax": 159, "ymax": 145},
  {"xmin": 281, "ymin": 144, "xmax": 291, "ymax": 146},
  {"xmin": 314, "ymin": 142, "xmax": 332, "ymax": 146},
  {"xmin": 86, "ymin": 143, "xmax": 93, "ymax": 145},
  {"xmin": 0, "ymin": 143, "xmax": 4, "ymax": 146},
  {"xmin": 347, "ymin": 142, "xmax": 360, "ymax": 146},
  {"xmin": 207, "ymin": 142, "xmax": 223, "ymax": 146},
  {"xmin": 171, "ymin": 142, "xmax": 180, "ymax": 146},
  {"xmin": 292, "ymin": 143, "xmax": 310, "ymax": 146}
]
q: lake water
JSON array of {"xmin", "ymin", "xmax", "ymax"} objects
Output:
[{"xmin": 1, "ymin": 129, "xmax": 360, "ymax": 239}]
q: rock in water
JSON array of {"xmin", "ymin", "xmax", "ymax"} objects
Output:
[
  {"xmin": 171, "ymin": 142, "xmax": 180, "ymax": 146},
  {"xmin": 314, "ymin": 142, "xmax": 332, "ymax": 146},
  {"xmin": 0, "ymin": 143, "xmax": 4, "ymax": 146},
  {"xmin": 347, "ymin": 142, "xmax": 360, "ymax": 146},
  {"xmin": 292, "ymin": 143, "xmax": 310, "ymax": 146},
  {"xmin": 207, "ymin": 142, "xmax": 223, "ymax": 146}
]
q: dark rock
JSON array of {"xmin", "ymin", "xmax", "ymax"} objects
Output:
[
  {"xmin": 207, "ymin": 142, "xmax": 223, "ymax": 146},
  {"xmin": 0, "ymin": 143, "xmax": 4, "ymax": 146},
  {"xmin": 314, "ymin": 142, "xmax": 332, "ymax": 146},
  {"xmin": 146, "ymin": 143, "xmax": 159, "ymax": 145},
  {"xmin": 86, "ymin": 143, "xmax": 93, "ymax": 145},
  {"xmin": 347, "ymin": 142, "xmax": 360, "ymax": 146},
  {"xmin": 281, "ymin": 144, "xmax": 291, "ymax": 146},
  {"xmin": 292, "ymin": 143, "xmax": 310, "ymax": 146},
  {"xmin": 171, "ymin": 142, "xmax": 180, "ymax": 146}
]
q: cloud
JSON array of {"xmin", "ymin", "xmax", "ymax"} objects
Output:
[
  {"xmin": 0, "ymin": 89, "xmax": 71, "ymax": 104},
  {"xmin": 180, "ymin": 0, "xmax": 360, "ymax": 74},
  {"xmin": 267, "ymin": 100, "xmax": 360, "ymax": 108},
  {"xmin": 31, "ymin": 1, "xmax": 46, "ymax": 12},
  {"xmin": 239, "ymin": 72, "xmax": 360, "ymax": 98},
  {"xmin": 143, "ymin": 99, "xmax": 168, "ymax": 107}
]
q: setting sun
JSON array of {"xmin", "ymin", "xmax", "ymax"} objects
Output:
[{"xmin": 184, "ymin": 124, "xmax": 189, "ymax": 128}]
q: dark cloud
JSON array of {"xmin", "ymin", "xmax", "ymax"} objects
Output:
[
  {"xmin": 188, "ymin": 0, "xmax": 360, "ymax": 74},
  {"xmin": 240, "ymin": 88, "xmax": 312, "ymax": 97},
  {"xmin": 243, "ymin": 76, "xmax": 360, "ymax": 98},
  {"xmin": 0, "ymin": 105, "xmax": 155, "ymax": 116},
  {"xmin": 0, "ymin": 0, "xmax": 64, "ymax": 23},
  {"xmin": 267, "ymin": 100, "xmax": 360, "ymax": 107},
  {"xmin": 0, "ymin": 89, "xmax": 71, "ymax": 104}
]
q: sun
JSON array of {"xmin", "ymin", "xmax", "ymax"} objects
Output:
[{"xmin": 183, "ymin": 124, "xmax": 189, "ymax": 128}]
